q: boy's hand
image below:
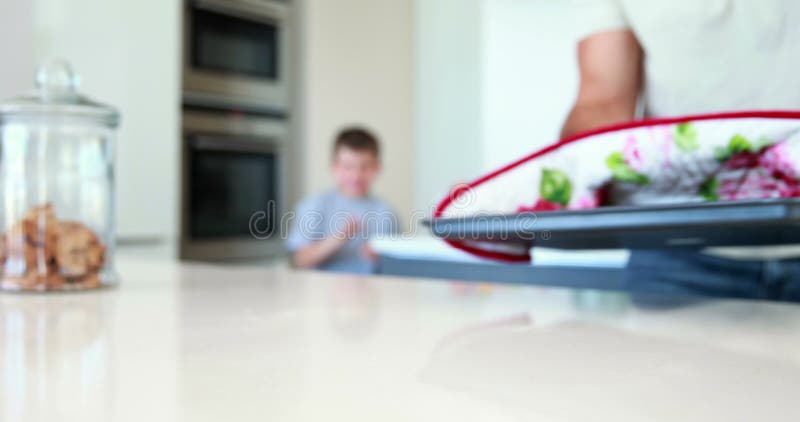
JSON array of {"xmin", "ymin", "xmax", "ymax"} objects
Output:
[
  {"xmin": 346, "ymin": 216, "xmax": 361, "ymax": 239},
  {"xmin": 293, "ymin": 218, "xmax": 359, "ymax": 269},
  {"xmin": 342, "ymin": 216, "xmax": 361, "ymax": 239},
  {"xmin": 360, "ymin": 244, "xmax": 379, "ymax": 262}
]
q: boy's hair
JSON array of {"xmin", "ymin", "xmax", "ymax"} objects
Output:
[{"xmin": 333, "ymin": 127, "xmax": 381, "ymax": 159}]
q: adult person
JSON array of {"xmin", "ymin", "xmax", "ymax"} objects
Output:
[{"xmin": 563, "ymin": 0, "xmax": 800, "ymax": 301}]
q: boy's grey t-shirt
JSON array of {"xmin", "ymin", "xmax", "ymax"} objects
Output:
[{"xmin": 286, "ymin": 190, "xmax": 399, "ymax": 274}]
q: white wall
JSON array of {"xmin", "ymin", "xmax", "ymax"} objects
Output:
[
  {"xmin": 0, "ymin": 0, "xmax": 181, "ymax": 244},
  {"xmin": 299, "ymin": 0, "xmax": 414, "ymax": 221},
  {"xmin": 413, "ymin": 0, "xmax": 579, "ymax": 206},
  {"xmin": 0, "ymin": 2, "xmax": 36, "ymax": 99},
  {"xmin": 481, "ymin": 0, "xmax": 578, "ymax": 171},
  {"xmin": 413, "ymin": 0, "xmax": 484, "ymax": 212}
]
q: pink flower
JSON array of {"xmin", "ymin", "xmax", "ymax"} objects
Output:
[
  {"xmin": 622, "ymin": 135, "xmax": 644, "ymax": 171},
  {"xmin": 571, "ymin": 194, "xmax": 599, "ymax": 210},
  {"xmin": 716, "ymin": 165, "xmax": 800, "ymax": 201},
  {"xmin": 517, "ymin": 199, "xmax": 563, "ymax": 213},
  {"xmin": 759, "ymin": 142, "xmax": 798, "ymax": 180}
]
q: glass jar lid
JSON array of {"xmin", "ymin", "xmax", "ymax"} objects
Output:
[{"xmin": 0, "ymin": 59, "xmax": 120, "ymax": 128}]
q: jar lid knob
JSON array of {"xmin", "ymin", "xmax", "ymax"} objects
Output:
[{"xmin": 35, "ymin": 59, "xmax": 79, "ymax": 98}]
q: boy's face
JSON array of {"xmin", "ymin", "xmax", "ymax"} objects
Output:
[{"xmin": 332, "ymin": 147, "xmax": 381, "ymax": 198}]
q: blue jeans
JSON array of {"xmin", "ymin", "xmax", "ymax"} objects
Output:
[{"xmin": 625, "ymin": 250, "xmax": 800, "ymax": 302}]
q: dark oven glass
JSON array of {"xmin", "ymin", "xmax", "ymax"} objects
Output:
[
  {"xmin": 190, "ymin": 8, "xmax": 279, "ymax": 79},
  {"xmin": 189, "ymin": 138, "xmax": 278, "ymax": 239}
]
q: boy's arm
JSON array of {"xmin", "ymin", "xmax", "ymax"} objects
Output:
[
  {"xmin": 292, "ymin": 236, "xmax": 348, "ymax": 269},
  {"xmin": 291, "ymin": 218, "xmax": 359, "ymax": 269}
]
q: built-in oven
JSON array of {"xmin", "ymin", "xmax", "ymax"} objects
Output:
[
  {"xmin": 183, "ymin": 0, "xmax": 291, "ymax": 111},
  {"xmin": 180, "ymin": 108, "xmax": 288, "ymax": 261}
]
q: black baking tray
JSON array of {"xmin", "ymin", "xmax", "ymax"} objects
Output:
[{"xmin": 425, "ymin": 199, "xmax": 800, "ymax": 250}]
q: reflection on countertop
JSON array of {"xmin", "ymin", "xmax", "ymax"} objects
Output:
[{"xmin": 1, "ymin": 256, "xmax": 799, "ymax": 421}]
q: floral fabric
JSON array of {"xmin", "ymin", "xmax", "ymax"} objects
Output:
[
  {"xmin": 435, "ymin": 112, "xmax": 800, "ymax": 262},
  {"xmin": 517, "ymin": 122, "xmax": 800, "ymax": 212}
]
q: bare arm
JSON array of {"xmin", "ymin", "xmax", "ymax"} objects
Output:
[
  {"xmin": 292, "ymin": 218, "xmax": 358, "ymax": 269},
  {"xmin": 292, "ymin": 236, "xmax": 349, "ymax": 269},
  {"xmin": 560, "ymin": 30, "xmax": 643, "ymax": 139}
]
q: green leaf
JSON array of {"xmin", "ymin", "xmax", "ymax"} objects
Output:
[
  {"xmin": 699, "ymin": 178, "xmax": 719, "ymax": 201},
  {"xmin": 716, "ymin": 135, "xmax": 775, "ymax": 161},
  {"xmin": 606, "ymin": 152, "xmax": 650, "ymax": 185},
  {"xmin": 674, "ymin": 122, "xmax": 700, "ymax": 152},
  {"xmin": 727, "ymin": 134, "xmax": 752, "ymax": 154},
  {"xmin": 540, "ymin": 168, "xmax": 572, "ymax": 206}
]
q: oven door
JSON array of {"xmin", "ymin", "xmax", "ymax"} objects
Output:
[
  {"xmin": 181, "ymin": 110, "xmax": 288, "ymax": 260},
  {"xmin": 183, "ymin": 0, "xmax": 290, "ymax": 111}
]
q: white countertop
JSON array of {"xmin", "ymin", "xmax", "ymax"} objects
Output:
[{"xmin": 2, "ymin": 256, "xmax": 800, "ymax": 422}]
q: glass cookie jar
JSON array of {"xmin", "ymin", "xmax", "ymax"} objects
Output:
[{"xmin": 0, "ymin": 60, "xmax": 120, "ymax": 292}]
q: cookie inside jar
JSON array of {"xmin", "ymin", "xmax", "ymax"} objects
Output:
[{"xmin": 0, "ymin": 204, "xmax": 106, "ymax": 291}]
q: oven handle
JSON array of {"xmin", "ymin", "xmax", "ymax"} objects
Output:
[
  {"xmin": 191, "ymin": 0, "xmax": 288, "ymax": 22},
  {"xmin": 190, "ymin": 135, "xmax": 282, "ymax": 154}
]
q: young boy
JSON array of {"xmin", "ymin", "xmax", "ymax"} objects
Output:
[{"xmin": 286, "ymin": 127, "xmax": 399, "ymax": 274}]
